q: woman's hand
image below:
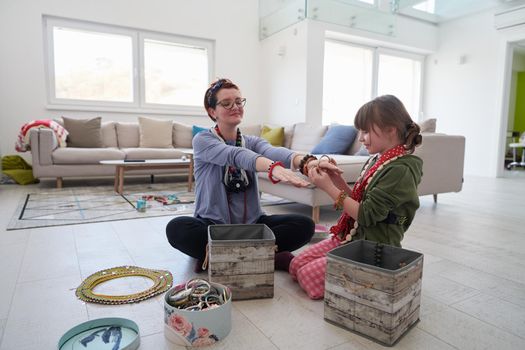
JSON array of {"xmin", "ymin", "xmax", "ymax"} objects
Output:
[{"xmin": 270, "ymin": 166, "xmax": 311, "ymax": 188}]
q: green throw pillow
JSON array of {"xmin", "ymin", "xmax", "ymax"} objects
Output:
[{"xmin": 261, "ymin": 125, "xmax": 285, "ymax": 147}]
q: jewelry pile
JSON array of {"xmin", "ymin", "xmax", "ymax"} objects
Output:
[
  {"xmin": 76, "ymin": 266, "xmax": 173, "ymax": 305},
  {"xmin": 166, "ymin": 278, "xmax": 230, "ymax": 311}
]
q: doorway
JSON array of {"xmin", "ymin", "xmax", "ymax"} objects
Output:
[{"xmin": 503, "ymin": 41, "xmax": 525, "ymax": 177}]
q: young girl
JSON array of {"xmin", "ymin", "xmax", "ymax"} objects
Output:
[
  {"xmin": 289, "ymin": 95, "xmax": 423, "ymax": 299},
  {"xmin": 166, "ymin": 78, "xmax": 318, "ymax": 272}
]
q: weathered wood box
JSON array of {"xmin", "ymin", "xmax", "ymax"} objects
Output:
[
  {"xmin": 208, "ymin": 224, "xmax": 275, "ymax": 300},
  {"xmin": 324, "ymin": 240, "xmax": 423, "ymax": 346}
]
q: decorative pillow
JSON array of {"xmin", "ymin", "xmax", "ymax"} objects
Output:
[
  {"xmin": 354, "ymin": 147, "xmax": 369, "ymax": 156},
  {"xmin": 261, "ymin": 125, "xmax": 285, "ymax": 146},
  {"xmin": 419, "ymin": 118, "xmax": 437, "ymax": 133},
  {"xmin": 116, "ymin": 122, "xmax": 140, "ymax": 148},
  {"xmin": 138, "ymin": 117, "xmax": 173, "ymax": 148},
  {"xmin": 192, "ymin": 125, "xmax": 208, "ymax": 138},
  {"xmin": 311, "ymin": 124, "xmax": 358, "ymax": 154},
  {"xmin": 173, "ymin": 122, "xmax": 193, "ymax": 148},
  {"xmin": 62, "ymin": 117, "xmax": 102, "ymax": 148}
]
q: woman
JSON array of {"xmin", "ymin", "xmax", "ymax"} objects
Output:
[{"xmin": 166, "ymin": 78, "xmax": 320, "ymax": 272}]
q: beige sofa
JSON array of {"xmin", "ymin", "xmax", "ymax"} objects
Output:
[{"xmin": 29, "ymin": 120, "xmax": 465, "ymax": 222}]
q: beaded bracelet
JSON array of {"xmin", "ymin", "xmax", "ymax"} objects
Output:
[
  {"xmin": 268, "ymin": 161, "xmax": 285, "ymax": 184},
  {"xmin": 333, "ymin": 190, "xmax": 348, "ymax": 211},
  {"xmin": 303, "ymin": 157, "xmax": 318, "ymax": 176},
  {"xmin": 298, "ymin": 154, "xmax": 317, "ymax": 175}
]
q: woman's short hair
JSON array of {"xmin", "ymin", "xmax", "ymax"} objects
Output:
[{"xmin": 204, "ymin": 78, "xmax": 240, "ymax": 120}]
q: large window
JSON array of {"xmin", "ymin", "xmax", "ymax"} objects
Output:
[
  {"xmin": 322, "ymin": 40, "xmax": 423, "ymax": 125},
  {"xmin": 45, "ymin": 17, "xmax": 213, "ymax": 114}
]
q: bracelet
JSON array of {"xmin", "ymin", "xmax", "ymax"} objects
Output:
[
  {"xmin": 333, "ymin": 190, "xmax": 348, "ymax": 211},
  {"xmin": 268, "ymin": 161, "xmax": 285, "ymax": 184},
  {"xmin": 298, "ymin": 154, "xmax": 317, "ymax": 175},
  {"xmin": 319, "ymin": 154, "xmax": 336, "ymax": 165},
  {"xmin": 303, "ymin": 157, "xmax": 318, "ymax": 177}
]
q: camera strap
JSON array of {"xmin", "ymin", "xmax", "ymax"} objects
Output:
[{"xmin": 211, "ymin": 125, "xmax": 249, "ymax": 223}]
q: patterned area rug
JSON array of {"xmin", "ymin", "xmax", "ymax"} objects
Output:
[{"xmin": 6, "ymin": 183, "xmax": 292, "ymax": 230}]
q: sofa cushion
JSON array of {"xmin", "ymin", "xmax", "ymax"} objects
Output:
[
  {"xmin": 420, "ymin": 118, "xmax": 437, "ymax": 133},
  {"xmin": 261, "ymin": 125, "xmax": 285, "ymax": 146},
  {"xmin": 241, "ymin": 124, "xmax": 261, "ymax": 136},
  {"xmin": 138, "ymin": 117, "xmax": 173, "ymax": 148},
  {"xmin": 101, "ymin": 122, "xmax": 118, "ymax": 148},
  {"xmin": 311, "ymin": 125, "xmax": 357, "ymax": 154},
  {"xmin": 63, "ymin": 117, "xmax": 102, "ymax": 148},
  {"xmin": 173, "ymin": 122, "xmax": 193, "ymax": 148},
  {"xmin": 290, "ymin": 123, "xmax": 328, "ymax": 152},
  {"xmin": 52, "ymin": 147, "xmax": 125, "ymax": 164},
  {"xmin": 122, "ymin": 148, "xmax": 186, "ymax": 159},
  {"xmin": 116, "ymin": 122, "xmax": 140, "ymax": 148}
]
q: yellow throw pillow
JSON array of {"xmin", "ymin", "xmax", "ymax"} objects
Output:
[{"xmin": 261, "ymin": 125, "xmax": 285, "ymax": 147}]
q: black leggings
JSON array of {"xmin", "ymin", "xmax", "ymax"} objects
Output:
[{"xmin": 166, "ymin": 214, "xmax": 315, "ymax": 260}]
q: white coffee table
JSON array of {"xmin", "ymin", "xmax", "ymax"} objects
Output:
[{"xmin": 100, "ymin": 157, "xmax": 193, "ymax": 194}]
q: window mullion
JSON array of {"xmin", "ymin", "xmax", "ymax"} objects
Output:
[
  {"xmin": 137, "ymin": 32, "xmax": 145, "ymax": 108},
  {"xmin": 371, "ymin": 47, "xmax": 380, "ymax": 98}
]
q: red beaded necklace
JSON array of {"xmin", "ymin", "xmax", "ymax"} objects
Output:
[{"xmin": 330, "ymin": 144, "xmax": 406, "ymax": 241}]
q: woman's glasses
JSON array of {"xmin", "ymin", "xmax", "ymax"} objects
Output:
[{"xmin": 216, "ymin": 98, "xmax": 246, "ymax": 110}]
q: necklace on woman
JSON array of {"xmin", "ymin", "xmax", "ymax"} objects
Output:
[{"xmin": 330, "ymin": 144, "xmax": 407, "ymax": 242}]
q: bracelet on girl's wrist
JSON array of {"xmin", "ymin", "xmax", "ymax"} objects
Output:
[
  {"xmin": 333, "ymin": 190, "xmax": 348, "ymax": 211},
  {"xmin": 268, "ymin": 161, "xmax": 285, "ymax": 184}
]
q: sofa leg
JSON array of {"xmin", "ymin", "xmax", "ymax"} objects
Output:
[
  {"xmin": 57, "ymin": 177, "xmax": 63, "ymax": 189},
  {"xmin": 433, "ymin": 194, "xmax": 437, "ymax": 203},
  {"xmin": 312, "ymin": 206, "xmax": 320, "ymax": 224}
]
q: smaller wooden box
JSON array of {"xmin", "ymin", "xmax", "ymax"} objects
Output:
[
  {"xmin": 324, "ymin": 240, "xmax": 423, "ymax": 346},
  {"xmin": 208, "ymin": 224, "xmax": 275, "ymax": 300}
]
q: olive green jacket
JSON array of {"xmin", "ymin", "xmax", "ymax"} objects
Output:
[{"xmin": 354, "ymin": 155, "xmax": 423, "ymax": 247}]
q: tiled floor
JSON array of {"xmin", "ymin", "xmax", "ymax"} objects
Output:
[{"xmin": 0, "ymin": 175, "xmax": 524, "ymax": 349}]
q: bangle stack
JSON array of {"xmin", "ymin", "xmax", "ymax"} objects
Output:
[
  {"xmin": 298, "ymin": 154, "xmax": 317, "ymax": 176},
  {"xmin": 334, "ymin": 190, "xmax": 348, "ymax": 211},
  {"xmin": 268, "ymin": 161, "xmax": 284, "ymax": 184}
]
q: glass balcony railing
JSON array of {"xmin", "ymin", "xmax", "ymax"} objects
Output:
[
  {"xmin": 259, "ymin": 0, "xmax": 306, "ymax": 40},
  {"xmin": 259, "ymin": 0, "xmax": 397, "ymax": 40}
]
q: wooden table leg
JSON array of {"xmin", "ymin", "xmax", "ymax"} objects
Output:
[
  {"xmin": 188, "ymin": 156, "xmax": 194, "ymax": 192},
  {"xmin": 312, "ymin": 206, "xmax": 320, "ymax": 224},
  {"xmin": 114, "ymin": 167, "xmax": 119, "ymax": 192},
  {"xmin": 118, "ymin": 166, "xmax": 125, "ymax": 194}
]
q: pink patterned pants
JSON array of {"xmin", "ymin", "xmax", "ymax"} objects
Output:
[{"xmin": 289, "ymin": 237, "xmax": 340, "ymax": 299}]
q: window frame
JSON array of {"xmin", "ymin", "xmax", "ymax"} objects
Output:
[
  {"xmin": 322, "ymin": 39, "xmax": 425, "ymax": 125},
  {"xmin": 43, "ymin": 16, "xmax": 214, "ymax": 115}
]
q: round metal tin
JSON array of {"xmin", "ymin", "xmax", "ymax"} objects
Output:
[{"xmin": 58, "ymin": 317, "xmax": 139, "ymax": 350}]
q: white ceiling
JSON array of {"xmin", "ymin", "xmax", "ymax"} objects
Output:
[{"xmin": 397, "ymin": 0, "xmax": 525, "ymax": 23}]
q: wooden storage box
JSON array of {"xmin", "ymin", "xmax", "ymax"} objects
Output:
[
  {"xmin": 324, "ymin": 240, "xmax": 423, "ymax": 346},
  {"xmin": 208, "ymin": 224, "xmax": 275, "ymax": 300}
]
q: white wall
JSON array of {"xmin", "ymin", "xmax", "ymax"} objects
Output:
[
  {"xmin": 423, "ymin": 10, "xmax": 525, "ymax": 177},
  {"xmin": 0, "ymin": 0, "xmax": 261, "ymax": 157},
  {"xmin": 260, "ymin": 14, "xmax": 438, "ymax": 127},
  {"xmin": 260, "ymin": 21, "xmax": 308, "ymax": 126}
]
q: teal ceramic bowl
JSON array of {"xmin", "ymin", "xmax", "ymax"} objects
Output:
[
  {"xmin": 164, "ymin": 281, "xmax": 232, "ymax": 347},
  {"xmin": 58, "ymin": 317, "xmax": 139, "ymax": 350}
]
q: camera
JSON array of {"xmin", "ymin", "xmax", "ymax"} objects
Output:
[{"xmin": 224, "ymin": 167, "xmax": 249, "ymax": 193}]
